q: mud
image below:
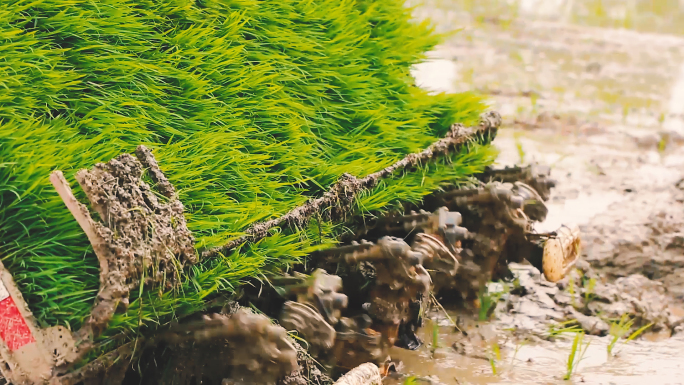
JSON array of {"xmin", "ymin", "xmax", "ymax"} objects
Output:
[
  {"xmin": 129, "ymin": 309, "xmax": 299, "ymax": 385},
  {"xmin": 393, "ymin": 0, "xmax": 684, "ymax": 383},
  {"xmin": 495, "ymin": 262, "xmax": 684, "ymax": 337},
  {"xmin": 376, "ymin": 126, "xmax": 684, "ymax": 383},
  {"xmin": 280, "ymin": 341, "xmax": 334, "ymax": 385},
  {"xmin": 385, "ymin": 310, "xmax": 684, "ymax": 385},
  {"xmin": 489, "ymin": 125, "xmax": 684, "ymax": 338},
  {"xmin": 509, "ymin": 127, "xmax": 684, "ymax": 303},
  {"xmin": 48, "ymin": 145, "xmax": 196, "ymax": 367}
]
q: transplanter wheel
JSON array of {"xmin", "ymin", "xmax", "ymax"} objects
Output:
[{"xmin": 542, "ymin": 224, "xmax": 582, "ymax": 282}]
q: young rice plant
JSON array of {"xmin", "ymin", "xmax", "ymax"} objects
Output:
[{"xmin": 0, "ymin": 0, "xmax": 496, "ymax": 362}]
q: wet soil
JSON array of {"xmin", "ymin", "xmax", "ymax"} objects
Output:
[{"xmin": 397, "ymin": 0, "xmax": 684, "ymax": 383}]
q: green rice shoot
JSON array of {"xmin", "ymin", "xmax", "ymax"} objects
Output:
[{"xmin": 0, "ymin": 0, "xmax": 496, "ymax": 361}]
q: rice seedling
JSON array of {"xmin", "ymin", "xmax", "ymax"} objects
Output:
[
  {"xmin": 583, "ymin": 276, "xmax": 596, "ymax": 305},
  {"xmin": 287, "ymin": 332, "xmax": 329, "ymax": 372},
  {"xmin": 509, "ymin": 51, "xmax": 525, "ymax": 65},
  {"xmin": 478, "ymin": 282, "xmax": 507, "ymax": 321},
  {"xmin": 585, "ymin": 162, "xmax": 605, "ymax": 176},
  {"xmin": 516, "ymin": 105, "xmax": 526, "ymax": 117},
  {"xmin": 404, "ymin": 376, "xmax": 418, "ymax": 385},
  {"xmin": 0, "ymin": 0, "xmax": 496, "ymax": 363},
  {"xmin": 658, "ymin": 134, "xmax": 669, "ymax": 154},
  {"xmin": 607, "ymin": 314, "xmax": 653, "ymax": 356},
  {"xmin": 462, "ymin": 67, "xmax": 476, "ymax": 86},
  {"xmin": 547, "ymin": 320, "xmax": 583, "ymax": 338},
  {"xmin": 622, "ymin": 105, "xmax": 630, "ymax": 123},
  {"xmin": 488, "ymin": 340, "xmax": 501, "ymax": 375},
  {"xmin": 430, "ymin": 320, "xmax": 441, "ymax": 357},
  {"xmin": 550, "ymin": 153, "xmax": 570, "ymax": 169},
  {"xmin": 514, "ymin": 132, "xmax": 526, "ymax": 165},
  {"xmin": 508, "ymin": 338, "xmax": 528, "ymax": 371},
  {"xmin": 564, "ymin": 330, "xmax": 590, "ymax": 380},
  {"xmin": 625, "ymin": 322, "xmax": 654, "ymax": 343},
  {"xmin": 607, "ymin": 314, "xmax": 632, "ymax": 355},
  {"xmin": 530, "ymin": 93, "xmax": 539, "ymax": 115},
  {"xmin": 658, "ymin": 112, "xmax": 666, "ymax": 127},
  {"xmin": 589, "ymin": 0, "xmax": 608, "ymax": 22},
  {"xmin": 430, "ymin": 292, "xmax": 460, "ymax": 331},
  {"xmin": 552, "ymin": 85, "xmax": 566, "ymax": 101}
]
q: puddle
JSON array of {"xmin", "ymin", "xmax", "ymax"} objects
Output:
[
  {"xmin": 518, "ymin": 0, "xmax": 567, "ymax": 18},
  {"xmin": 384, "ymin": 317, "xmax": 503, "ymax": 385},
  {"xmin": 385, "ymin": 314, "xmax": 684, "ymax": 385},
  {"xmin": 412, "ymin": 59, "xmax": 459, "ymax": 94},
  {"xmin": 668, "ymin": 62, "xmax": 684, "ymax": 117},
  {"xmin": 536, "ymin": 192, "xmax": 624, "ymax": 233},
  {"xmin": 507, "ymin": 336, "xmax": 684, "ymax": 385},
  {"xmin": 664, "ymin": 61, "xmax": 684, "ymax": 135}
]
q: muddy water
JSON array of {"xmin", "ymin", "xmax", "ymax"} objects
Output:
[
  {"xmin": 401, "ymin": 0, "xmax": 684, "ymax": 383},
  {"xmin": 385, "ymin": 312, "xmax": 684, "ymax": 384}
]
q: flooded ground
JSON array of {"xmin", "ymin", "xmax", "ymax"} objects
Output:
[
  {"xmin": 386, "ymin": 312, "xmax": 684, "ymax": 384},
  {"xmin": 400, "ymin": 0, "xmax": 684, "ymax": 383}
]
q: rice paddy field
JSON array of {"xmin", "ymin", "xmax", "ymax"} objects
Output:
[{"xmin": 384, "ymin": 1, "xmax": 684, "ymax": 384}]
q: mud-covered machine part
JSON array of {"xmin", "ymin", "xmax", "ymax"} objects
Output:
[
  {"xmin": 0, "ymin": 147, "xmax": 300, "ymax": 385},
  {"xmin": 318, "ymin": 178, "xmax": 581, "ymax": 333},
  {"xmin": 0, "ymin": 112, "xmax": 501, "ymax": 384},
  {"xmin": 0, "ymin": 146, "xmax": 198, "ymax": 384},
  {"xmin": 0, "ymin": 111, "xmax": 582, "ymax": 384},
  {"xmin": 141, "ymin": 309, "xmax": 299, "ymax": 385},
  {"xmin": 276, "ymin": 269, "xmax": 388, "ymax": 373}
]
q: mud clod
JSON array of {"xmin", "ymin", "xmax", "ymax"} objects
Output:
[
  {"xmin": 278, "ymin": 341, "xmax": 333, "ymax": 385},
  {"xmin": 145, "ymin": 310, "xmax": 298, "ymax": 385},
  {"xmin": 135, "ymin": 145, "xmax": 177, "ymax": 199},
  {"xmin": 50, "ymin": 147, "xmax": 195, "ymax": 364},
  {"xmin": 496, "ymin": 263, "xmax": 684, "ymax": 338}
]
